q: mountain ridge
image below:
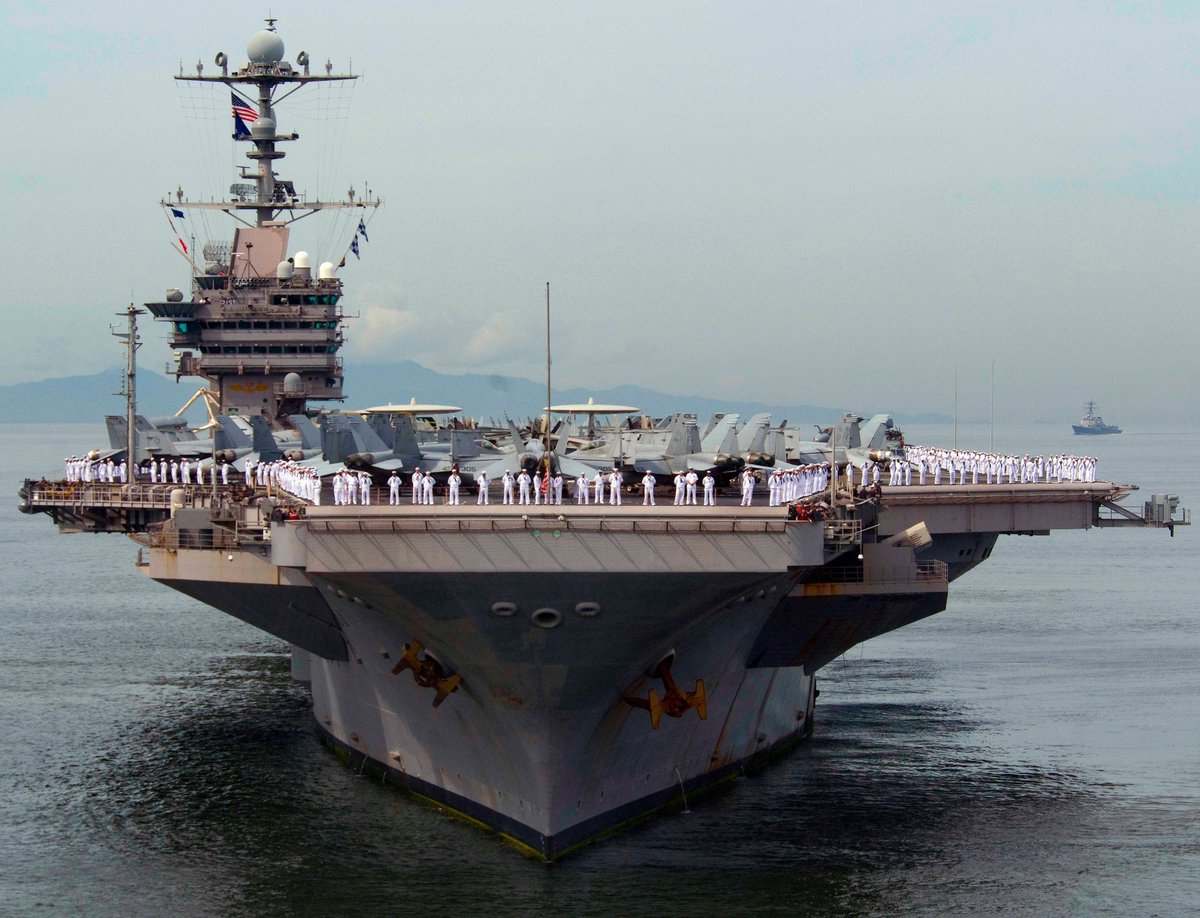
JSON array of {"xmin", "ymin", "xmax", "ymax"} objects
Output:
[{"xmin": 0, "ymin": 360, "xmax": 952, "ymax": 426}]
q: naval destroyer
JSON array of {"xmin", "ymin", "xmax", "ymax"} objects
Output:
[
  {"xmin": 1073, "ymin": 400, "xmax": 1122, "ymax": 435},
  {"xmin": 18, "ymin": 23, "xmax": 1189, "ymax": 859}
]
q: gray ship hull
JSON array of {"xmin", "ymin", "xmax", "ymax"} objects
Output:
[
  {"xmin": 143, "ymin": 504, "xmax": 955, "ymax": 856},
  {"xmin": 23, "ymin": 483, "xmax": 1173, "ymax": 857}
]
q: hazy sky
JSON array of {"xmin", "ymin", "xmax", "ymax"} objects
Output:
[{"xmin": 3, "ymin": 1, "xmax": 1198, "ymax": 425}]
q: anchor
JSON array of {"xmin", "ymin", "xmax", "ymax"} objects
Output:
[
  {"xmin": 624, "ymin": 657, "xmax": 707, "ymax": 730},
  {"xmin": 391, "ymin": 640, "xmax": 462, "ymax": 708}
]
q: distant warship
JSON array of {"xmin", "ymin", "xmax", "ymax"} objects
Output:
[
  {"xmin": 18, "ymin": 22, "xmax": 1187, "ymax": 859},
  {"xmin": 1073, "ymin": 401, "xmax": 1122, "ymax": 435}
]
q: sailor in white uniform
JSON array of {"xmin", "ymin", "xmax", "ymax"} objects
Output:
[
  {"xmin": 609, "ymin": 468, "xmax": 622, "ymax": 505},
  {"xmin": 477, "ymin": 470, "xmax": 490, "ymax": 505},
  {"xmin": 502, "ymin": 469, "xmax": 515, "ymax": 505},
  {"xmin": 685, "ymin": 469, "xmax": 698, "ymax": 505},
  {"xmin": 702, "ymin": 471, "xmax": 716, "ymax": 505},
  {"xmin": 422, "ymin": 471, "xmax": 435, "ymax": 505},
  {"xmin": 740, "ymin": 469, "xmax": 756, "ymax": 506},
  {"xmin": 642, "ymin": 471, "xmax": 656, "ymax": 505},
  {"xmin": 576, "ymin": 473, "xmax": 590, "ymax": 504},
  {"xmin": 592, "ymin": 470, "xmax": 605, "ymax": 505},
  {"xmin": 517, "ymin": 470, "xmax": 532, "ymax": 505},
  {"xmin": 447, "ymin": 469, "xmax": 462, "ymax": 505},
  {"xmin": 411, "ymin": 468, "xmax": 424, "ymax": 504},
  {"xmin": 388, "ymin": 471, "xmax": 401, "ymax": 505}
]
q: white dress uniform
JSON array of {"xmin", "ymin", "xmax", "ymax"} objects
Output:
[
  {"xmin": 411, "ymin": 470, "xmax": 424, "ymax": 504},
  {"xmin": 477, "ymin": 470, "xmax": 490, "ymax": 505},
  {"xmin": 502, "ymin": 470, "xmax": 514, "ymax": 505},
  {"xmin": 740, "ymin": 470, "xmax": 755, "ymax": 506},
  {"xmin": 576, "ymin": 474, "xmax": 589, "ymax": 504},
  {"xmin": 642, "ymin": 472, "xmax": 656, "ymax": 505},
  {"xmin": 685, "ymin": 471, "xmax": 698, "ymax": 505},
  {"xmin": 609, "ymin": 470, "xmax": 622, "ymax": 505},
  {"xmin": 517, "ymin": 471, "xmax": 532, "ymax": 505},
  {"xmin": 702, "ymin": 473, "xmax": 715, "ymax": 505},
  {"xmin": 593, "ymin": 471, "xmax": 605, "ymax": 505},
  {"xmin": 388, "ymin": 472, "xmax": 401, "ymax": 505},
  {"xmin": 447, "ymin": 472, "xmax": 461, "ymax": 505},
  {"xmin": 422, "ymin": 473, "xmax": 435, "ymax": 505}
]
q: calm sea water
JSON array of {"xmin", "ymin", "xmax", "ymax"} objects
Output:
[{"xmin": 1, "ymin": 421, "xmax": 1196, "ymax": 917}]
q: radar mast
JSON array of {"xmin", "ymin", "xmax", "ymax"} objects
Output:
[{"xmin": 146, "ymin": 20, "xmax": 380, "ymax": 425}]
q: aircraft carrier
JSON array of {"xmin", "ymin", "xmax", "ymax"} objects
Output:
[{"xmin": 18, "ymin": 22, "xmax": 1189, "ymax": 859}]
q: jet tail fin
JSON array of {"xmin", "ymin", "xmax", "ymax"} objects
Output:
[
  {"xmin": 249, "ymin": 416, "xmax": 282, "ymax": 461},
  {"xmin": 390, "ymin": 414, "xmax": 422, "ymax": 462},
  {"xmin": 289, "ymin": 415, "xmax": 322, "ymax": 451},
  {"xmin": 215, "ymin": 415, "xmax": 252, "ymax": 451}
]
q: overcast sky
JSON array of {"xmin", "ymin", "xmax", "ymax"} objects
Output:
[{"xmin": 3, "ymin": 1, "xmax": 1198, "ymax": 425}]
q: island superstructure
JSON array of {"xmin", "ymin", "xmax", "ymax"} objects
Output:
[
  {"xmin": 17, "ymin": 22, "xmax": 1189, "ymax": 860},
  {"xmin": 151, "ymin": 21, "xmax": 378, "ymax": 425}
]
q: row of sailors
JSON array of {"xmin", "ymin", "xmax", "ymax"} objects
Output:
[
  {"xmin": 65, "ymin": 456, "xmax": 128, "ymax": 483},
  {"xmin": 66, "ymin": 447, "xmax": 1098, "ymax": 505},
  {"xmin": 766, "ymin": 464, "xmax": 832, "ymax": 506},
  {"xmin": 64, "ymin": 455, "xmax": 237, "ymax": 486},
  {"xmin": 903, "ymin": 446, "xmax": 1098, "ymax": 485},
  {"xmin": 241, "ymin": 459, "xmax": 328, "ymax": 504},
  {"xmin": 391, "ymin": 468, "xmax": 570, "ymax": 506},
  {"xmin": 846, "ymin": 458, "xmax": 911, "ymax": 489},
  {"xmin": 640, "ymin": 470, "xmax": 717, "ymax": 506},
  {"xmin": 376, "ymin": 468, "xmax": 728, "ymax": 507}
]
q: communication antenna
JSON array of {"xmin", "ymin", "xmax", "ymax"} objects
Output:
[
  {"xmin": 112, "ymin": 304, "xmax": 145, "ymax": 465},
  {"xmin": 544, "ymin": 282, "xmax": 552, "ymax": 483},
  {"xmin": 953, "ymin": 363, "xmax": 959, "ymax": 449},
  {"xmin": 990, "ymin": 358, "xmax": 995, "ymax": 452}
]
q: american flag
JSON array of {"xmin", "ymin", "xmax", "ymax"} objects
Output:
[{"xmin": 231, "ymin": 92, "xmax": 258, "ymax": 136}]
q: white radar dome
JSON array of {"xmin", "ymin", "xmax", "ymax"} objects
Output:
[
  {"xmin": 166, "ymin": 288, "xmax": 183, "ymax": 302},
  {"xmin": 293, "ymin": 251, "xmax": 311, "ymax": 269},
  {"xmin": 250, "ymin": 115, "xmax": 276, "ymax": 139},
  {"xmin": 247, "ymin": 30, "xmax": 285, "ymax": 65},
  {"xmin": 276, "ymin": 260, "xmax": 294, "ymax": 279},
  {"xmin": 318, "ymin": 261, "xmax": 335, "ymax": 279},
  {"xmin": 283, "ymin": 373, "xmax": 303, "ymax": 394}
]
